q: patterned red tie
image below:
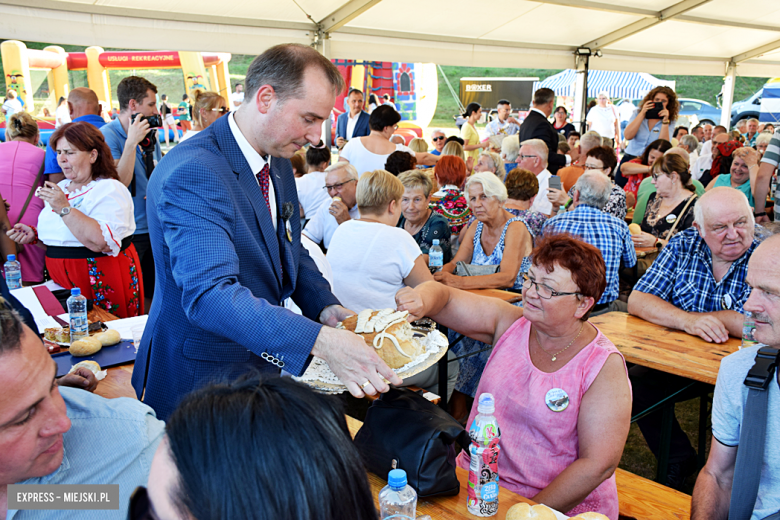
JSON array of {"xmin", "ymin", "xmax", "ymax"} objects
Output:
[{"xmin": 256, "ymin": 163, "xmax": 271, "ymax": 213}]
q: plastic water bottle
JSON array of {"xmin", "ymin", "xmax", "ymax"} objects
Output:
[
  {"xmin": 467, "ymin": 393, "xmax": 501, "ymax": 517},
  {"xmin": 378, "ymin": 469, "xmax": 417, "ymax": 520},
  {"xmin": 67, "ymin": 288, "xmax": 89, "ymax": 343},
  {"xmin": 4, "ymin": 255, "xmax": 21, "ymax": 289},
  {"xmin": 741, "ymin": 311, "xmax": 758, "ymax": 349},
  {"xmin": 428, "ymin": 239, "xmax": 443, "ymax": 273}
]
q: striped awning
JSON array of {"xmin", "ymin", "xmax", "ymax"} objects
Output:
[
  {"xmin": 533, "ymin": 69, "xmax": 672, "ymax": 99},
  {"xmin": 760, "ymin": 78, "xmax": 780, "ymax": 123}
]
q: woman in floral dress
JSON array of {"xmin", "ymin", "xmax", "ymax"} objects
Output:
[
  {"xmin": 430, "ymin": 155, "xmax": 471, "ymax": 243},
  {"xmin": 7, "ymin": 122, "xmax": 143, "ymax": 317}
]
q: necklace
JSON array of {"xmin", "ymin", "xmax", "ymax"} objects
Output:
[{"xmin": 535, "ymin": 322, "xmax": 585, "ymax": 362}]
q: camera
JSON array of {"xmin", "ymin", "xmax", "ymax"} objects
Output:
[{"xmin": 131, "ymin": 113, "xmax": 162, "ymax": 128}]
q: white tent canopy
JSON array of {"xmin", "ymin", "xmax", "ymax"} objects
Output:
[
  {"xmin": 534, "ymin": 69, "xmax": 675, "ymax": 99},
  {"xmin": 3, "ymin": 0, "xmax": 780, "ymax": 79}
]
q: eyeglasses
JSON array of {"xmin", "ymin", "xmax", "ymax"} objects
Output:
[
  {"xmin": 127, "ymin": 486, "xmax": 152, "ymax": 520},
  {"xmin": 432, "ymin": 136, "xmax": 446, "ymax": 142},
  {"xmin": 519, "ymin": 155, "xmax": 538, "ymax": 160},
  {"xmin": 211, "ymin": 107, "xmax": 228, "ymax": 114},
  {"xmin": 651, "ymin": 170, "xmax": 669, "ymax": 181},
  {"xmin": 522, "ymin": 273, "xmax": 581, "ymax": 299},
  {"xmin": 583, "ymin": 163, "xmax": 606, "ymax": 170},
  {"xmin": 323, "ymin": 179, "xmax": 356, "ymax": 191}
]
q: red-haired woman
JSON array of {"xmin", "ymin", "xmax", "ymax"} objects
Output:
[
  {"xmin": 396, "ymin": 234, "xmax": 631, "ymax": 520},
  {"xmin": 7, "ymin": 122, "xmax": 143, "ymax": 318},
  {"xmin": 430, "ymin": 155, "xmax": 471, "ymax": 240}
]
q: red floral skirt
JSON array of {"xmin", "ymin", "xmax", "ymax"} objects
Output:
[{"xmin": 46, "ymin": 244, "xmax": 144, "ymax": 318}]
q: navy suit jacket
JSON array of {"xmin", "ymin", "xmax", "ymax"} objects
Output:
[
  {"xmin": 132, "ymin": 115, "xmax": 340, "ymax": 420},
  {"xmin": 517, "ymin": 110, "xmax": 566, "ymax": 175},
  {"xmin": 336, "ymin": 110, "xmax": 370, "ymax": 140}
]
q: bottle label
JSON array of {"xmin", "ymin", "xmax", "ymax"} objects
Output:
[{"xmin": 466, "ymin": 437, "xmax": 500, "ymax": 516}]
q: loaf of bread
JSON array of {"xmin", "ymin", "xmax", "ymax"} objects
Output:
[
  {"xmin": 93, "ymin": 329, "xmax": 121, "ymax": 346},
  {"xmin": 506, "ymin": 503, "xmax": 557, "ymax": 520},
  {"xmin": 628, "ymin": 223, "xmax": 642, "ymax": 235},
  {"xmin": 341, "ymin": 309, "xmax": 424, "ymax": 369},
  {"xmin": 69, "ymin": 337, "xmax": 102, "ymax": 357},
  {"xmin": 569, "ymin": 513, "xmax": 609, "ymax": 520}
]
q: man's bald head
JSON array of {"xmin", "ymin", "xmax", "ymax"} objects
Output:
[
  {"xmin": 665, "ymin": 147, "xmax": 690, "ymax": 167},
  {"xmin": 68, "ymin": 88, "xmax": 101, "ymax": 119},
  {"xmin": 694, "ymin": 187, "xmax": 754, "ymax": 263}
]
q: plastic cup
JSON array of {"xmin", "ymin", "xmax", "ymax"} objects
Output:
[{"xmin": 132, "ymin": 326, "xmax": 145, "ymax": 353}]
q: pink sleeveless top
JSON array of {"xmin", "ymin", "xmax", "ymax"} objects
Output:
[
  {"xmin": 0, "ymin": 141, "xmax": 46, "ymax": 282},
  {"xmin": 456, "ymin": 317, "xmax": 629, "ymax": 519}
]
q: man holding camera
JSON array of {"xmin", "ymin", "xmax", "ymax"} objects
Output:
[
  {"xmin": 691, "ymin": 234, "xmax": 780, "ymax": 519},
  {"xmin": 101, "ymin": 76, "xmax": 161, "ymax": 313}
]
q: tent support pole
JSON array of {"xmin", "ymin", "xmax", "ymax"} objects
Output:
[
  {"xmin": 573, "ymin": 50, "xmax": 590, "ymax": 134},
  {"xmin": 720, "ymin": 61, "xmax": 736, "ymax": 128}
]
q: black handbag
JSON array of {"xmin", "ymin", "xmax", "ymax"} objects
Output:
[{"xmin": 353, "ymin": 387, "xmax": 471, "ymax": 498}]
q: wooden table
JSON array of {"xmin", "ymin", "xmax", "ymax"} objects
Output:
[
  {"xmin": 589, "ymin": 311, "xmax": 739, "ymax": 386},
  {"xmin": 634, "ymin": 245, "xmax": 657, "ymax": 259},
  {"xmin": 345, "ymin": 416, "xmax": 537, "ymax": 519},
  {"xmin": 589, "ymin": 311, "xmax": 739, "ymax": 483}
]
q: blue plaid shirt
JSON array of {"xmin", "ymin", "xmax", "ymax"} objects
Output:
[
  {"xmin": 634, "ymin": 227, "xmax": 756, "ymax": 313},
  {"xmin": 542, "ymin": 204, "xmax": 636, "ymax": 304}
]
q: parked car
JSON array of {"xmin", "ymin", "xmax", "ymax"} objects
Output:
[
  {"xmin": 677, "ymin": 98, "xmax": 722, "ymax": 126},
  {"xmin": 629, "ymin": 98, "xmax": 721, "ymax": 126},
  {"xmin": 728, "ymin": 90, "xmax": 762, "ymax": 127}
]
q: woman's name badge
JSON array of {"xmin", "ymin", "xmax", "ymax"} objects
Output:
[
  {"xmin": 666, "ymin": 214, "xmax": 677, "ymax": 224},
  {"xmin": 545, "ymin": 388, "xmax": 569, "ymax": 412}
]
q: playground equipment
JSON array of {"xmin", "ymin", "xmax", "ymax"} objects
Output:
[
  {"xmin": 333, "ymin": 60, "xmax": 438, "ymax": 143},
  {"xmin": 1, "ymin": 40, "xmax": 233, "ymax": 115}
]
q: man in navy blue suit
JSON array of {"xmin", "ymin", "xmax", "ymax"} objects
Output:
[
  {"xmin": 336, "ymin": 88, "xmax": 370, "ymax": 150},
  {"xmin": 133, "ymin": 44, "xmax": 402, "ymax": 420}
]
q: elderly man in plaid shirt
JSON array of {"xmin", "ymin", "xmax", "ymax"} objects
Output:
[
  {"xmin": 541, "ymin": 170, "xmax": 636, "ymax": 314},
  {"xmin": 627, "ymin": 186, "xmax": 757, "ymax": 489}
]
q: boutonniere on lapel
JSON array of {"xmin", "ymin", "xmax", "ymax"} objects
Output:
[{"xmin": 281, "ymin": 202, "xmax": 294, "ymax": 242}]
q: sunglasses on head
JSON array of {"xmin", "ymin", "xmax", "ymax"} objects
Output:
[{"xmin": 432, "ymin": 136, "xmax": 446, "ymax": 142}]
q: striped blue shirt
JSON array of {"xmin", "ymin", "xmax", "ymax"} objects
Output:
[
  {"xmin": 634, "ymin": 227, "xmax": 755, "ymax": 313},
  {"xmin": 542, "ymin": 204, "xmax": 636, "ymax": 304},
  {"xmin": 8, "ymin": 387, "xmax": 164, "ymax": 519}
]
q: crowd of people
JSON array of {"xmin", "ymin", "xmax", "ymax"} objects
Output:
[{"xmin": 1, "ymin": 42, "xmax": 779, "ymax": 520}]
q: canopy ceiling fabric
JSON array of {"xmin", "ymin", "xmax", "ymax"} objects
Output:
[
  {"xmin": 3, "ymin": 0, "xmax": 780, "ymax": 77},
  {"xmin": 534, "ymin": 69, "xmax": 675, "ymax": 98}
]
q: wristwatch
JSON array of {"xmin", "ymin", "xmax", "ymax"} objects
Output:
[{"xmin": 58, "ymin": 206, "xmax": 71, "ymax": 218}]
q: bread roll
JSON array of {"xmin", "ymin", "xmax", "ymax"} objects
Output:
[
  {"xmin": 69, "ymin": 360, "xmax": 101, "ymax": 375},
  {"xmin": 506, "ymin": 503, "xmax": 557, "ymax": 520},
  {"xmin": 69, "ymin": 337, "xmax": 102, "ymax": 357},
  {"xmin": 94, "ymin": 329, "xmax": 121, "ymax": 346},
  {"xmin": 628, "ymin": 223, "xmax": 642, "ymax": 235},
  {"xmin": 570, "ymin": 513, "xmax": 609, "ymax": 520}
]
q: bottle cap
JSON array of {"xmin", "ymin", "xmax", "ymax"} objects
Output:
[
  {"xmin": 477, "ymin": 393, "xmax": 495, "ymax": 414},
  {"xmin": 70, "ymin": 288, "xmax": 81, "ymax": 296},
  {"xmin": 6, "ymin": 254, "xmax": 15, "ymax": 262},
  {"xmin": 432, "ymin": 239, "xmax": 439, "ymax": 246},
  {"xmin": 387, "ymin": 469, "xmax": 407, "ymax": 489}
]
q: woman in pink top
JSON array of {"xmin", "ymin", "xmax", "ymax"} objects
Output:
[
  {"xmin": 0, "ymin": 112, "xmax": 46, "ymax": 283},
  {"xmin": 396, "ymin": 234, "xmax": 631, "ymax": 519}
]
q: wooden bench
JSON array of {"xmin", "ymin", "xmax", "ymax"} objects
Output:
[{"xmin": 616, "ymin": 468, "xmax": 691, "ymax": 520}]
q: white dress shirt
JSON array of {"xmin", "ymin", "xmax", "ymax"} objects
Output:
[
  {"xmin": 346, "ymin": 111, "xmax": 360, "ymax": 140},
  {"xmin": 228, "ymin": 111, "xmax": 277, "ymax": 230}
]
